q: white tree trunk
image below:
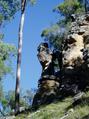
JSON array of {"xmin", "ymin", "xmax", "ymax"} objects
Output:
[{"xmin": 15, "ymin": 0, "xmax": 26, "ymax": 114}]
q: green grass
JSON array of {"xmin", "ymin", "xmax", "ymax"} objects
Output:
[{"xmin": 15, "ymin": 90, "xmax": 89, "ymax": 119}]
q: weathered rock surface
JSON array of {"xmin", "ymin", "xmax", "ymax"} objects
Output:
[
  {"xmin": 32, "ymin": 43, "xmax": 61, "ymax": 109},
  {"xmin": 62, "ymin": 13, "xmax": 89, "ymax": 93},
  {"xmin": 32, "ymin": 14, "xmax": 89, "ymax": 109},
  {"xmin": 32, "ymin": 75, "xmax": 60, "ymax": 109}
]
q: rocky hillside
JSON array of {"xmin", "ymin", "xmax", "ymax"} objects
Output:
[
  {"xmin": 4, "ymin": 90, "xmax": 89, "ymax": 119},
  {"xmin": 14, "ymin": 90, "xmax": 89, "ymax": 119},
  {"xmin": 6, "ymin": 13, "xmax": 89, "ymax": 119}
]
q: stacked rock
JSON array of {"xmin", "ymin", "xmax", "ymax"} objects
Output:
[{"xmin": 32, "ymin": 43, "xmax": 61, "ymax": 109}]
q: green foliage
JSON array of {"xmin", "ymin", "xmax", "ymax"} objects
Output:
[
  {"xmin": 4, "ymin": 90, "xmax": 34, "ymax": 111},
  {"xmin": 0, "ymin": 0, "xmax": 18, "ymax": 77},
  {"xmin": 55, "ymin": 0, "xmax": 84, "ymax": 21},
  {"xmin": 0, "ymin": 0, "xmax": 20, "ymax": 114},
  {"xmin": 0, "ymin": 42, "xmax": 16, "ymax": 110},
  {"xmin": 41, "ymin": 0, "xmax": 86, "ymax": 49},
  {"xmin": 0, "ymin": 0, "xmax": 20, "ymax": 25},
  {"xmin": 5, "ymin": 90, "xmax": 15, "ymax": 109},
  {"xmin": 0, "ymin": 41, "xmax": 16, "ymax": 79},
  {"xmin": 41, "ymin": 24, "xmax": 59, "ymax": 37},
  {"xmin": 41, "ymin": 24, "xmax": 63, "ymax": 49},
  {"xmin": 0, "ymin": 0, "xmax": 37, "ymax": 25},
  {"xmin": 16, "ymin": 90, "xmax": 89, "ymax": 119},
  {"xmin": 5, "ymin": 90, "xmax": 28, "ymax": 110},
  {"xmin": 0, "ymin": 0, "xmax": 18, "ymax": 79}
]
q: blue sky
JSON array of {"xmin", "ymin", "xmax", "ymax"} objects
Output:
[{"xmin": 3, "ymin": 0, "xmax": 63, "ymax": 92}]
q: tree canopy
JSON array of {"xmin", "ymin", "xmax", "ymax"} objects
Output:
[
  {"xmin": 55, "ymin": 0, "xmax": 84, "ymax": 19},
  {"xmin": 41, "ymin": 0, "xmax": 89, "ymax": 49},
  {"xmin": 0, "ymin": 42, "xmax": 16, "ymax": 79},
  {"xmin": 0, "ymin": 0, "xmax": 20, "ymax": 79},
  {"xmin": 0, "ymin": 0, "xmax": 20, "ymax": 25}
]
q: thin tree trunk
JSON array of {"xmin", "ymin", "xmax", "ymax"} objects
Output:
[{"xmin": 15, "ymin": 0, "xmax": 26, "ymax": 115}]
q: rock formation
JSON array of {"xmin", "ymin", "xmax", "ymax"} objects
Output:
[
  {"xmin": 32, "ymin": 14, "xmax": 89, "ymax": 109},
  {"xmin": 61, "ymin": 14, "xmax": 89, "ymax": 94},
  {"xmin": 32, "ymin": 43, "xmax": 61, "ymax": 109}
]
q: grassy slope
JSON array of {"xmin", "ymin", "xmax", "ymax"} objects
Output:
[{"xmin": 16, "ymin": 90, "xmax": 89, "ymax": 119}]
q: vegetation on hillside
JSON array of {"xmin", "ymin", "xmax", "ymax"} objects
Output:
[
  {"xmin": 15, "ymin": 90, "xmax": 89, "ymax": 119},
  {"xmin": 0, "ymin": 0, "xmax": 89, "ymax": 118}
]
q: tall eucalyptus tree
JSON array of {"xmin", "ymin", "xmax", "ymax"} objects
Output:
[
  {"xmin": 15, "ymin": 0, "xmax": 36, "ymax": 114},
  {"xmin": 15, "ymin": 0, "xmax": 26, "ymax": 114}
]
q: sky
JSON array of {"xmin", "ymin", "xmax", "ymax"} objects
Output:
[{"xmin": 3, "ymin": 0, "xmax": 63, "ymax": 92}]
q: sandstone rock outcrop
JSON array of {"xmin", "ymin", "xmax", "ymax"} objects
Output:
[
  {"xmin": 62, "ymin": 14, "xmax": 89, "ymax": 94},
  {"xmin": 32, "ymin": 43, "xmax": 61, "ymax": 109},
  {"xmin": 32, "ymin": 14, "xmax": 89, "ymax": 109}
]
